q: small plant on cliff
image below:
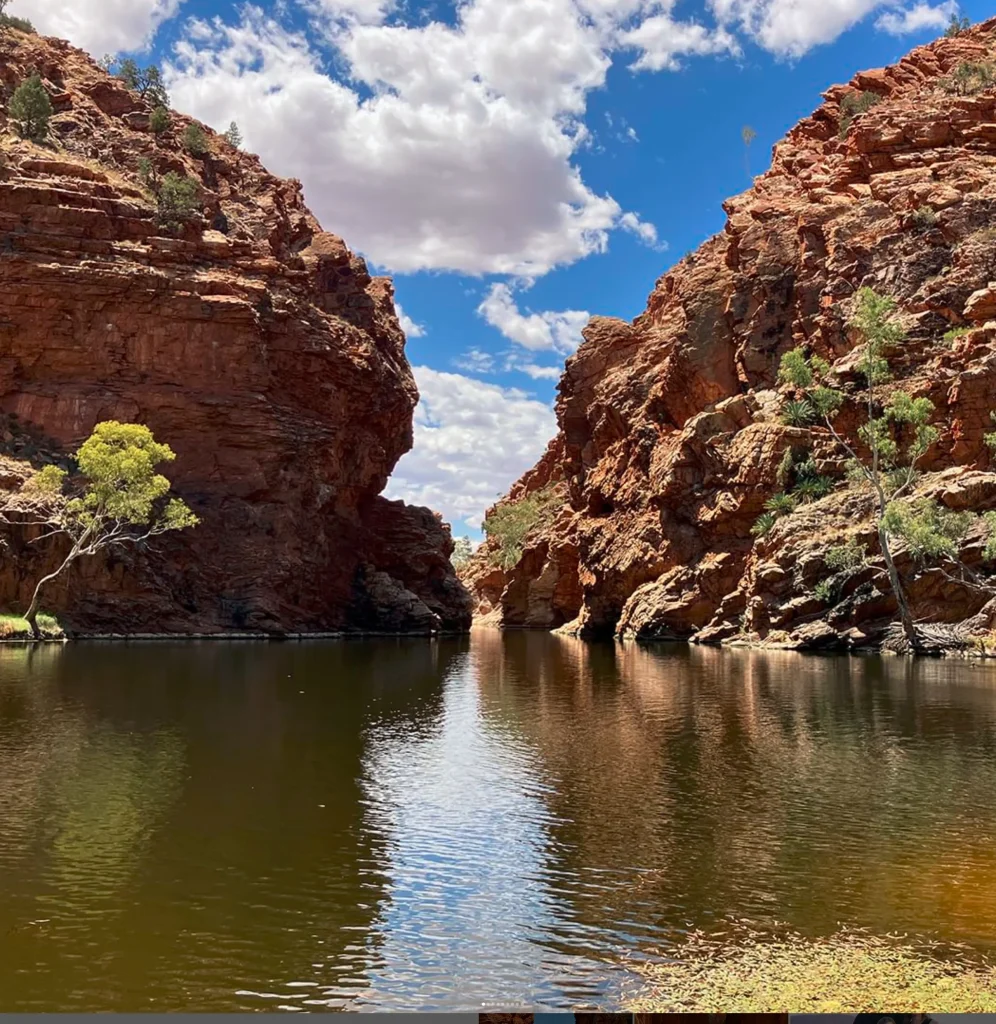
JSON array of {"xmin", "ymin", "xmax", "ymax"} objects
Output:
[
  {"xmin": 764, "ymin": 492, "xmax": 797, "ymax": 516},
  {"xmin": 484, "ymin": 486, "xmax": 563, "ymax": 570},
  {"xmin": 985, "ymin": 413, "xmax": 996, "ymax": 454},
  {"xmin": 7, "ymin": 422, "xmax": 199, "ymax": 639},
  {"xmin": 153, "ymin": 171, "xmax": 200, "ymax": 232},
  {"xmin": 942, "ymin": 61, "xmax": 995, "ymax": 96},
  {"xmin": 751, "ymin": 511, "xmax": 777, "ymax": 538},
  {"xmin": 944, "ymin": 326, "xmax": 972, "ymax": 347},
  {"xmin": 814, "ymin": 540, "xmax": 868, "ymax": 607},
  {"xmin": 838, "ymin": 90, "xmax": 881, "ymax": 138},
  {"xmin": 781, "ymin": 399, "xmax": 816, "ymax": 427},
  {"xmin": 911, "ymin": 206, "xmax": 938, "ymax": 231},
  {"xmin": 223, "ymin": 121, "xmax": 243, "ymax": 148},
  {"xmin": 150, "ymin": 106, "xmax": 171, "ymax": 134},
  {"xmin": 184, "ymin": 123, "xmax": 209, "ymax": 157},
  {"xmin": 9, "ymin": 74, "xmax": 53, "ymax": 143},
  {"xmin": 945, "ymin": 12, "xmax": 971, "ymax": 36}
]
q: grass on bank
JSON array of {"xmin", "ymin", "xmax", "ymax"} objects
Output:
[
  {"xmin": 0, "ymin": 613, "xmax": 63, "ymax": 639},
  {"xmin": 630, "ymin": 927, "xmax": 996, "ymax": 1012}
]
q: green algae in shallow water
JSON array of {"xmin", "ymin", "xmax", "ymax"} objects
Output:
[{"xmin": 630, "ymin": 926, "xmax": 996, "ymax": 1012}]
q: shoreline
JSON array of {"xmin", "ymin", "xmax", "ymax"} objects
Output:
[{"xmin": 0, "ymin": 629, "xmax": 472, "ymax": 644}]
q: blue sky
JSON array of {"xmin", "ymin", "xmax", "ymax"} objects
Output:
[{"xmin": 17, "ymin": 0, "xmax": 988, "ymax": 539}]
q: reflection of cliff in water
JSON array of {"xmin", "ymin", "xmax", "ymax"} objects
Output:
[
  {"xmin": 469, "ymin": 632, "xmax": 996, "ymax": 953},
  {"xmin": 0, "ymin": 640, "xmax": 459, "ymax": 1011}
]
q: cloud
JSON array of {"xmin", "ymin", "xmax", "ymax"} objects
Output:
[
  {"xmin": 875, "ymin": 0, "xmax": 956, "ymax": 34},
  {"xmin": 511, "ymin": 361, "xmax": 564, "ymax": 380},
  {"xmin": 385, "ymin": 367, "xmax": 557, "ymax": 530},
  {"xmin": 477, "ymin": 283, "xmax": 589, "ymax": 354},
  {"xmin": 395, "ymin": 303, "xmax": 425, "ymax": 338},
  {"xmin": 453, "ymin": 348, "xmax": 496, "ymax": 374},
  {"xmin": 306, "ymin": 0, "xmax": 394, "ymax": 26},
  {"xmin": 620, "ymin": 11, "xmax": 740, "ymax": 70},
  {"xmin": 13, "ymin": 0, "xmax": 182, "ymax": 55},
  {"xmin": 619, "ymin": 210, "xmax": 667, "ymax": 249},
  {"xmin": 705, "ymin": 0, "xmax": 946, "ymax": 56},
  {"xmin": 165, "ymin": 2, "xmax": 630, "ymax": 277}
]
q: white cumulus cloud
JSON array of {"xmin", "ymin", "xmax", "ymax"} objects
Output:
[
  {"xmin": 477, "ymin": 283, "xmax": 589, "ymax": 354},
  {"xmin": 395, "ymin": 303, "xmax": 425, "ymax": 338},
  {"xmin": 453, "ymin": 349, "xmax": 497, "ymax": 374},
  {"xmin": 385, "ymin": 367, "xmax": 557, "ymax": 530},
  {"xmin": 165, "ymin": 2, "xmax": 630, "ymax": 277},
  {"xmin": 875, "ymin": 0, "xmax": 956, "ymax": 34},
  {"xmin": 620, "ymin": 11, "xmax": 740, "ymax": 70},
  {"xmin": 707, "ymin": 0, "xmax": 950, "ymax": 56},
  {"xmin": 13, "ymin": 0, "xmax": 182, "ymax": 55},
  {"xmin": 619, "ymin": 210, "xmax": 668, "ymax": 249}
]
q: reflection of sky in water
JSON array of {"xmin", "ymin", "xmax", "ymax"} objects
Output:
[{"xmin": 338, "ymin": 656, "xmax": 621, "ymax": 1010}]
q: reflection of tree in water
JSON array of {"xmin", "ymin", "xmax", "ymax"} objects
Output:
[
  {"xmin": 469, "ymin": 632, "xmax": 996, "ymax": 957},
  {"xmin": 0, "ymin": 639, "xmax": 463, "ymax": 1011}
]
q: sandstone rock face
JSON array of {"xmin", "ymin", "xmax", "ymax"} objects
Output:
[
  {"xmin": 463, "ymin": 20, "xmax": 996, "ymax": 648},
  {"xmin": 0, "ymin": 30, "xmax": 470, "ymax": 633}
]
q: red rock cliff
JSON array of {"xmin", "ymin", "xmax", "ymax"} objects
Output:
[
  {"xmin": 0, "ymin": 29, "xmax": 471, "ymax": 633},
  {"xmin": 465, "ymin": 19, "xmax": 996, "ymax": 649}
]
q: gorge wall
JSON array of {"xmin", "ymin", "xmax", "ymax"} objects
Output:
[
  {"xmin": 0, "ymin": 29, "xmax": 471, "ymax": 634},
  {"xmin": 465, "ymin": 19, "xmax": 996, "ymax": 649}
]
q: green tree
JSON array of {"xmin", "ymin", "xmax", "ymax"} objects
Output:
[
  {"xmin": 945, "ymin": 12, "xmax": 971, "ymax": 36},
  {"xmin": 115, "ymin": 60, "xmax": 169, "ymax": 107},
  {"xmin": 14, "ymin": 422, "xmax": 198, "ymax": 638},
  {"xmin": 155, "ymin": 171, "xmax": 200, "ymax": 232},
  {"xmin": 184, "ymin": 123, "xmax": 208, "ymax": 156},
  {"xmin": 149, "ymin": 106, "xmax": 170, "ymax": 134},
  {"xmin": 451, "ymin": 536, "xmax": 474, "ymax": 569},
  {"xmin": 778, "ymin": 288, "xmax": 940, "ymax": 648},
  {"xmin": 483, "ymin": 486, "xmax": 563, "ymax": 570},
  {"xmin": 9, "ymin": 74, "xmax": 53, "ymax": 142},
  {"xmin": 116, "ymin": 58, "xmax": 141, "ymax": 90},
  {"xmin": 223, "ymin": 121, "xmax": 243, "ymax": 148},
  {"xmin": 0, "ymin": 0, "xmax": 33, "ymax": 30}
]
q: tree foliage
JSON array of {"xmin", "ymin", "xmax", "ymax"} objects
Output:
[
  {"xmin": 0, "ymin": 0, "xmax": 33, "ymax": 30},
  {"xmin": 9, "ymin": 74, "xmax": 53, "ymax": 142},
  {"xmin": 777, "ymin": 290, "xmax": 928, "ymax": 644},
  {"xmin": 944, "ymin": 12, "xmax": 971, "ymax": 36},
  {"xmin": 223, "ymin": 121, "xmax": 243, "ymax": 148},
  {"xmin": 838, "ymin": 91, "xmax": 881, "ymax": 137},
  {"xmin": 484, "ymin": 486, "xmax": 563, "ymax": 570},
  {"xmin": 184, "ymin": 123, "xmax": 208, "ymax": 156},
  {"xmin": 150, "ymin": 106, "xmax": 170, "ymax": 134},
  {"xmin": 115, "ymin": 59, "xmax": 170, "ymax": 107},
  {"xmin": 777, "ymin": 288, "xmax": 996, "ymax": 647},
  {"xmin": 451, "ymin": 536, "xmax": 474, "ymax": 569},
  {"xmin": 10, "ymin": 422, "xmax": 198, "ymax": 638},
  {"xmin": 942, "ymin": 61, "xmax": 995, "ymax": 96}
]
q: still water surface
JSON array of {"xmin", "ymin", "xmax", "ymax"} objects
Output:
[{"xmin": 3, "ymin": 634, "xmax": 996, "ymax": 1010}]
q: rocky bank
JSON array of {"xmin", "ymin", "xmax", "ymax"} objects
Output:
[
  {"xmin": 464, "ymin": 19, "xmax": 996, "ymax": 650},
  {"xmin": 0, "ymin": 28, "xmax": 471, "ymax": 634}
]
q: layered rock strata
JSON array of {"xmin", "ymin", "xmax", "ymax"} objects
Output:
[
  {"xmin": 464, "ymin": 20, "xmax": 996, "ymax": 648},
  {"xmin": 0, "ymin": 29, "xmax": 470, "ymax": 633}
]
